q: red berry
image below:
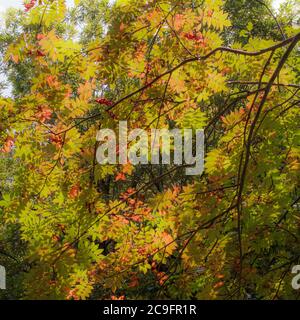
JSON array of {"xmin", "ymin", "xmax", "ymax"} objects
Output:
[
  {"xmin": 95, "ymin": 98, "xmax": 113, "ymax": 107},
  {"xmin": 36, "ymin": 50, "xmax": 45, "ymax": 57}
]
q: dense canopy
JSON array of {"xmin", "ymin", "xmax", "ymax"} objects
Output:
[{"xmin": 0, "ymin": 0, "xmax": 299, "ymax": 300}]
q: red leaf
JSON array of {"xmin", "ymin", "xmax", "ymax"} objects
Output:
[
  {"xmin": 24, "ymin": 0, "xmax": 36, "ymax": 12},
  {"xmin": 129, "ymin": 276, "xmax": 139, "ymax": 288},
  {"xmin": 68, "ymin": 185, "xmax": 80, "ymax": 199},
  {"xmin": 111, "ymin": 295, "xmax": 125, "ymax": 300},
  {"xmin": 36, "ymin": 106, "xmax": 52, "ymax": 123},
  {"xmin": 36, "ymin": 34, "xmax": 45, "ymax": 41},
  {"xmin": 50, "ymin": 134, "xmax": 63, "ymax": 148},
  {"xmin": 115, "ymin": 172, "xmax": 126, "ymax": 181},
  {"xmin": 36, "ymin": 50, "xmax": 45, "ymax": 57},
  {"xmin": 207, "ymin": 10, "xmax": 214, "ymax": 17},
  {"xmin": 95, "ymin": 98, "xmax": 113, "ymax": 107}
]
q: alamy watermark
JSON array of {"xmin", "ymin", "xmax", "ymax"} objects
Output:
[
  {"xmin": 291, "ymin": 265, "xmax": 300, "ymax": 290},
  {"xmin": 96, "ymin": 121, "xmax": 204, "ymax": 176},
  {"xmin": 0, "ymin": 265, "xmax": 5, "ymax": 290}
]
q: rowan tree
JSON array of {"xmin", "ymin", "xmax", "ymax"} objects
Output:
[{"xmin": 0, "ymin": 0, "xmax": 299, "ymax": 300}]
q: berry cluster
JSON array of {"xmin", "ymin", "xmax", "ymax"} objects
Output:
[
  {"xmin": 184, "ymin": 32, "xmax": 207, "ymax": 47},
  {"xmin": 24, "ymin": 0, "xmax": 36, "ymax": 12},
  {"xmin": 95, "ymin": 98, "xmax": 114, "ymax": 107}
]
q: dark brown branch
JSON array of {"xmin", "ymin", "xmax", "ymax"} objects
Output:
[
  {"xmin": 235, "ymin": 30, "xmax": 300, "ymax": 298},
  {"xmin": 54, "ymin": 32, "xmax": 300, "ymax": 135},
  {"xmin": 254, "ymin": 0, "xmax": 286, "ymax": 40},
  {"xmin": 228, "ymin": 81, "xmax": 300, "ymax": 89}
]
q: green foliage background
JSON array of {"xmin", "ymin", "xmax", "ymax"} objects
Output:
[{"xmin": 0, "ymin": 0, "xmax": 299, "ymax": 300}]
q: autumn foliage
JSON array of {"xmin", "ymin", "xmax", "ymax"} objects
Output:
[{"xmin": 0, "ymin": 0, "xmax": 299, "ymax": 300}]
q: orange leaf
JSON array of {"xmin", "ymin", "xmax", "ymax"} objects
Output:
[
  {"xmin": 1, "ymin": 136, "xmax": 14, "ymax": 153},
  {"xmin": 68, "ymin": 184, "xmax": 80, "ymax": 199},
  {"xmin": 115, "ymin": 172, "xmax": 126, "ymax": 181},
  {"xmin": 213, "ymin": 281, "xmax": 225, "ymax": 289},
  {"xmin": 36, "ymin": 106, "xmax": 52, "ymax": 123}
]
